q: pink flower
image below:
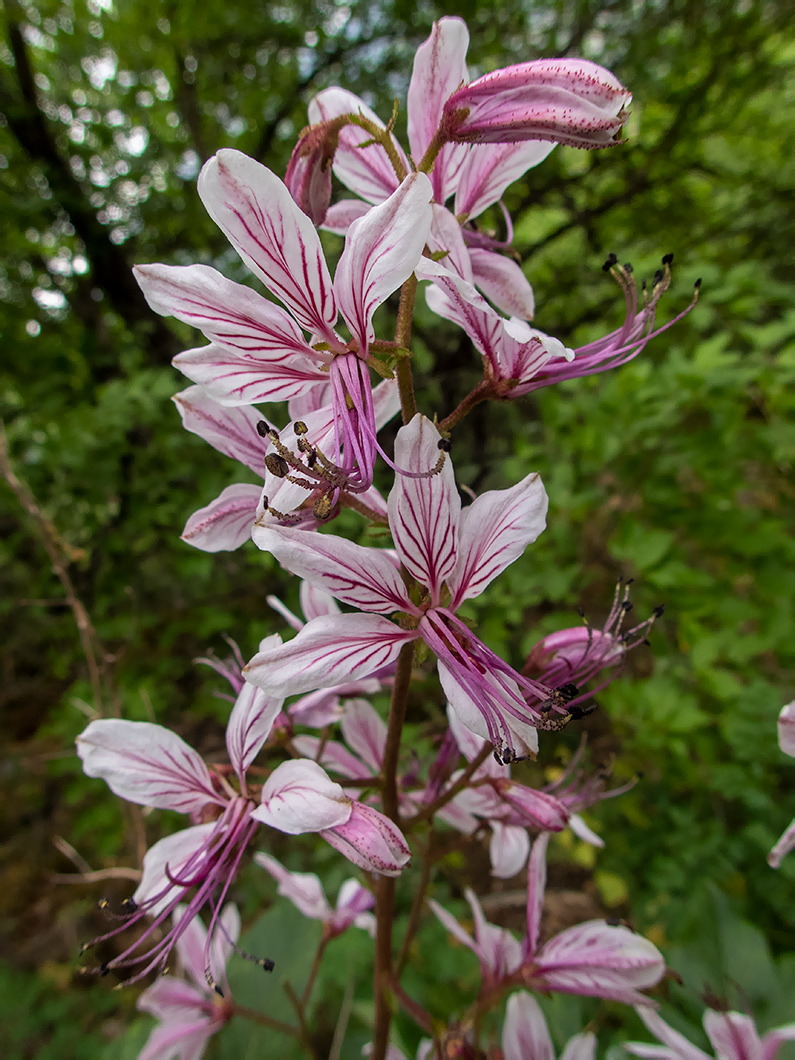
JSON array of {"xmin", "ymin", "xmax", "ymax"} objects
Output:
[
  {"xmin": 136, "ymin": 904, "xmax": 239, "ymax": 1060},
  {"xmin": 310, "ymin": 17, "xmax": 552, "ymax": 320},
  {"xmin": 135, "ymin": 150, "xmax": 432, "ymax": 506},
  {"xmin": 254, "ymin": 853, "xmax": 375, "ymax": 937},
  {"xmin": 769, "ymin": 700, "xmax": 795, "ymax": 868},
  {"xmin": 76, "ymin": 667, "xmax": 363, "ymax": 983},
  {"xmin": 245, "ymin": 413, "xmax": 565, "ymax": 763},
  {"xmin": 419, "ymin": 254, "xmax": 699, "ymax": 397},
  {"xmin": 441, "ymin": 57, "xmax": 631, "ymax": 149},
  {"xmin": 625, "ymin": 1005, "xmax": 795, "ymax": 1060},
  {"xmin": 428, "ymin": 887, "xmax": 523, "ymax": 991},
  {"xmin": 284, "ymin": 118, "xmax": 346, "ymax": 225},
  {"xmin": 502, "ymin": 992, "xmax": 596, "ymax": 1060}
]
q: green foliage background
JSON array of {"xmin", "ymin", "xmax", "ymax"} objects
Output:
[{"xmin": 1, "ymin": 0, "xmax": 793, "ymax": 1056}]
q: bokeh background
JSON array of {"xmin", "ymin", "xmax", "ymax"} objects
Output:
[{"xmin": 2, "ymin": 0, "xmax": 794, "ymax": 1056}]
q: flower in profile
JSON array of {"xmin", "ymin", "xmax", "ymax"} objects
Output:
[
  {"xmin": 502, "ymin": 992, "xmax": 596, "ymax": 1060},
  {"xmin": 136, "ymin": 904, "xmax": 239, "ymax": 1060},
  {"xmin": 255, "ymin": 853, "xmax": 375, "ymax": 938},
  {"xmin": 245, "ymin": 413, "xmax": 569, "ymax": 764},
  {"xmin": 625, "ymin": 1005, "xmax": 795, "ymax": 1060},
  {"xmin": 769, "ymin": 700, "xmax": 795, "ymax": 868},
  {"xmin": 75, "ymin": 660, "xmax": 406, "ymax": 983},
  {"xmin": 441, "ymin": 57, "xmax": 632, "ymax": 148},
  {"xmin": 135, "ymin": 150, "xmax": 432, "ymax": 510}
]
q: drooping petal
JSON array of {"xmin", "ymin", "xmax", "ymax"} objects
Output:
[
  {"xmin": 292, "ymin": 734, "xmax": 371, "ymax": 780},
  {"xmin": 137, "ymin": 1017, "xmax": 215, "ymax": 1060},
  {"xmin": 407, "ymin": 16, "xmax": 471, "ymax": 202},
  {"xmin": 253, "ymin": 759, "xmax": 352, "ymax": 835},
  {"xmin": 454, "ymin": 141, "xmax": 555, "ymax": 220},
  {"xmin": 244, "ymin": 614, "xmax": 417, "ymax": 698},
  {"xmin": 172, "ymin": 904, "xmax": 209, "ymax": 991},
  {"xmin": 761, "ymin": 1023, "xmax": 795, "ymax": 1060},
  {"xmin": 133, "ymin": 825, "xmax": 217, "ymax": 915},
  {"xmin": 321, "ymin": 800, "xmax": 411, "ymax": 876},
  {"xmin": 336, "ymin": 877, "xmax": 376, "ymax": 917},
  {"xmin": 569, "ymin": 813, "xmax": 605, "ymax": 848},
  {"xmin": 448, "ymin": 472, "xmax": 548, "ymax": 607},
  {"xmin": 429, "ymin": 204, "xmax": 474, "ymax": 281},
  {"xmin": 77, "ymin": 720, "xmax": 221, "ymax": 813},
  {"xmin": 198, "ymin": 149, "xmax": 339, "ymax": 341},
  {"xmin": 501, "ymin": 992, "xmax": 555, "ymax": 1060},
  {"xmin": 490, "ymin": 821, "xmax": 530, "ymax": 879},
  {"xmin": 469, "ymin": 247, "xmax": 536, "ymax": 320},
  {"xmin": 225, "ymin": 646, "xmax": 284, "ymax": 785},
  {"xmin": 525, "ymin": 831, "xmax": 550, "ymax": 958},
  {"xmin": 768, "ymin": 820, "xmax": 795, "ymax": 868},
  {"xmin": 387, "ymin": 414, "xmax": 461, "ymax": 601},
  {"xmin": 254, "ymin": 852, "xmax": 331, "ymax": 920},
  {"xmin": 300, "ymin": 580, "xmax": 342, "ymax": 621},
  {"xmin": 467, "ymin": 887, "xmax": 523, "ymax": 980},
  {"xmin": 427, "ymin": 897, "xmax": 480, "ymax": 957},
  {"xmin": 560, "ymin": 1034, "xmax": 598, "ymax": 1060},
  {"xmin": 137, "ymin": 974, "xmax": 206, "ymax": 1020},
  {"xmin": 334, "ymin": 172, "xmax": 433, "ymax": 355},
  {"xmin": 778, "ymin": 701, "xmax": 795, "ymax": 757},
  {"xmin": 181, "ymin": 483, "xmax": 262, "ymax": 552},
  {"xmin": 631, "ymin": 1007, "xmax": 711, "ymax": 1060},
  {"xmin": 173, "ymin": 386, "xmax": 267, "ymax": 474},
  {"xmin": 209, "ymin": 904, "xmax": 240, "ymax": 989},
  {"xmin": 309, "ymin": 88, "xmax": 408, "ymax": 204},
  {"xmin": 341, "ymin": 699, "xmax": 387, "ymax": 773},
  {"xmin": 536, "ymin": 921, "xmax": 665, "ymax": 1004},
  {"xmin": 322, "ymin": 198, "xmax": 372, "ymax": 235},
  {"xmin": 173, "ymin": 341, "xmax": 328, "ymax": 408},
  {"xmin": 703, "ymin": 1012, "xmax": 764, "ymax": 1060},
  {"xmin": 498, "ymin": 782, "xmax": 569, "ymax": 832},
  {"xmin": 251, "ymin": 524, "xmax": 412, "ymax": 614}
]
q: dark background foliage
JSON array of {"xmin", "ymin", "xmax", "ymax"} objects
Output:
[{"xmin": 1, "ymin": 0, "xmax": 793, "ymax": 1056}]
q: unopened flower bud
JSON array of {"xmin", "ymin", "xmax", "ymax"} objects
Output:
[
  {"xmin": 285, "ymin": 120, "xmax": 345, "ymax": 225},
  {"xmin": 441, "ymin": 59, "xmax": 631, "ymax": 149}
]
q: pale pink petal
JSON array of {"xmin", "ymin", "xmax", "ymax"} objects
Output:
[
  {"xmin": 407, "ymin": 17, "xmax": 471, "ymax": 202},
  {"xmin": 133, "ymin": 825, "xmax": 216, "ymax": 915},
  {"xmin": 469, "ymin": 247, "xmax": 535, "ymax": 320},
  {"xmin": 490, "ymin": 821, "xmax": 530, "ymax": 879},
  {"xmin": 292, "ymin": 734, "xmax": 371, "ymax": 780},
  {"xmin": 449, "ymin": 472, "xmax": 548, "ymax": 607},
  {"xmin": 454, "ymin": 141, "xmax": 555, "ymax": 219},
  {"xmin": 251, "ymin": 525, "xmax": 412, "ymax": 614},
  {"xmin": 300, "ymin": 581, "xmax": 341, "ymax": 621},
  {"xmin": 761, "ymin": 1024, "xmax": 795, "ymax": 1060},
  {"xmin": 525, "ymin": 831, "xmax": 550, "ymax": 958},
  {"xmin": 244, "ymin": 614, "xmax": 416, "ymax": 698},
  {"xmin": 704, "ymin": 1012, "xmax": 764, "ymax": 1060},
  {"xmin": 322, "ymin": 197, "xmax": 372, "ymax": 235},
  {"xmin": 467, "ymin": 887, "xmax": 523, "ymax": 979},
  {"xmin": 173, "ymin": 387, "xmax": 266, "ymax": 474},
  {"xmin": 341, "ymin": 699, "xmax": 387, "ymax": 772},
  {"xmin": 569, "ymin": 813, "xmax": 605, "ymax": 848},
  {"xmin": 76, "ymin": 719, "xmax": 220, "ymax": 813},
  {"xmin": 137, "ymin": 975, "xmax": 206, "ymax": 1020},
  {"xmin": 266, "ymin": 593, "xmax": 303, "ymax": 632},
  {"xmin": 173, "ymin": 341, "xmax": 327, "ymax": 407},
  {"xmin": 137, "ymin": 1018, "xmax": 215, "ymax": 1060},
  {"xmin": 623, "ymin": 1048, "xmax": 683, "ymax": 1060},
  {"xmin": 334, "ymin": 172, "xmax": 433, "ymax": 354},
  {"xmin": 500, "ymin": 783, "xmax": 569, "ymax": 831},
  {"xmin": 198, "ymin": 149, "xmax": 339, "ymax": 340},
  {"xmin": 427, "ymin": 898, "xmax": 480, "ymax": 957},
  {"xmin": 308, "ymin": 87, "xmax": 407, "ymax": 204},
  {"xmin": 288, "ymin": 691, "xmax": 346, "ymax": 729},
  {"xmin": 560, "ymin": 1034, "xmax": 598, "ymax": 1060},
  {"xmin": 632, "ymin": 1006, "xmax": 711, "ymax": 1060},
  {"xmin": 135, "ymin": 263, "xmax": 326, "ymax": 387},
  {"xmin": 321, "ymin": 800, "xmax": 411, "ymax": 876},
  {"xmin": 172, "ymin": 904, "xmax": 209, "ymax": 990},
  {"xmin": 209, "ymin": 903, "xmax": 240, "ymax": 989},
  {"xmin": 501, "ymin": 991, "xmax": 555, "ymax": 1060},
  {"xmin": 429, "ymin": 204, "xmax": 474, "ymax": 282},
  {"xmin": 225, "ymin": 649, "xmax": 283, "ymax": 784},
  {"xmin": 439, "ymin": 659, "xmax": 539, "ymax": 761},
  {"xmin": 387, "ymin": 414, "xmax": 461, "ymax": 600},
  {"xmin": 778, "ymin": 701, "xmax": 795, "ymax": 757},
  {"xmin": 253, "ymin": 759, "xmax": 351, "ymax": 835},
  {"xmin": 336, "ymin": 878, "xmax": 375, "ymax": 916},
  {"xmin": 254, "ymin": 852, "xmax": 331, "ymax": 920},
  {"xmin": 446, "ymin": 701, "xmax": 489, "ymax": 763},
  {"xmin": 181, "ymin": 483, "xmax": 261, "ymax": 552},
  {"xmin": 768, "ymin": 820, "xmax": 795, "ymax": 868},
  {"xmin": 536, "ymin": 921, "xmax": 665, "ymax": 1003}
]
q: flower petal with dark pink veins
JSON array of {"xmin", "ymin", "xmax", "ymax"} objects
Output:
[
  {"xmin": 133, "ymin": 825, "xmax": 217, "ymax": 915},
  {"xmin": 173, "ymin": 386, "xmax": 266, "ymax": 474},
  {"xmin": 77, "ymin": 720, "xmax": 222, "ymax": 814},
  {"xmin": 321, "ymin": 800, "xmax": 411, "ymax": 876},
  {"xmin": 172, "ymin": 341, "xmax": 328, "ymax": 407},
  {"xmin": 454, "ymin": 141, "xmax": 555, "ymax": 220},
  {"xmin": 253, "ymin": 759, "xmax": 351, "ymax": 834},
  {"xmin": 340, "ymin": 699, "xmax": 387, "ymax": 773},
  {"xmin": 181, "ymin": 483, "xmax": 262, "ymax": 552},
  {"xmin": 225, "ymin": 646, "xmax": 283, "ymax": 787},
  {"xmin": 501, "ymin": 992, "xmax": 556, "ymax": 1060},
  {"xmin": 198, "ymin": 149, "xmax": 340, "ymax": 341},
  {"xmin": 468, "ymin": 247, "xmax": 536, "ymax": 320}
]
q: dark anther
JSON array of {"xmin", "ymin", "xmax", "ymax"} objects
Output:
[
  {"xmin": 121, "ymin": 898, "xmax": 138, "ymax": 913},
  {"xmin": 293, "ymin": 420, "xmax": 308, "ymax": 435},
  {"xmin": 437, "ymin": 438, "xmax": 452, "ymax": 452},
  {"xmin": 100, "ymin": 962, "xmax": 110, "ymax": 977},
  {"xmin": 602, "ymin": 252, "xmax": 618, "ymax": 271},
  {"xmin": 623, "ymin": 262, "xmax": 633, "ymax": 273},
  {"xmin": 263, "ymin": 958, "xmax": 275, "ymax": 972},
  {"xmin": 625, "ymin": 577, "xmax": 635, "ymax": 586},
  {"xmin": 641, "ymin": 279, "xmax": 647, "ymax": 290},
  {"xmin": 576, "ymin": 605, "xmax": 585, "ymax": 617},
  {"xmin": 662, "ymin": 252, "xmax": 674, "ymax": 266},
  {"xmin": 306, "ymin": 451, "xmax": 317, "ymax": 469},
  {"xmin": 261, "ymin": 496, "xmax": 269, "ymax": 509},
  {"xmin": 567, "ymin": 700, "xmax": 598, "ymax": 720},
  {"xmin": 556, "ymin": 682, "xmax": 580, "ymax": 703},
  {"xmin": 264, "ymin": 454, "xmax": 290, "ymax": 478},
  {"xmin": 256, "ymin": 420, "xmax": 270, "ymax": 438},
  {"xmin": 214, "ymin": 984, "xmax": 225, "ymax": 998},
  {"xmin": 652, "ymin": 269, "xmax": 664, "ymax": 286},
  {"xmin": 606, "ymin": 916, "xmax": 622, "ymax": 927},
  {"xmin": 694, "ymin": 277, "xmax": 702, "ymax": 289},
  {"xmin": 621, "ymin": 600, "xmax": 634, "ymax": 612},
  {"xmin": 652, "ymin": 604, "xmax": 665, "ymax": 617}
]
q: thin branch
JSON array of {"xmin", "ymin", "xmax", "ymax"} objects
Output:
[
  {"xmin": 232, "ymin": 1003, "xmax": 303, "ymax": 1039},
  {"xmin": 405, "ymin": 744, "xmax": 493, "ymax": 829},
  {"xmin": 395, "ymin": 831, "xmax": 435, "ymax": 977},
  {"xmin": 51, "ymin": 867, "xmax": 141, "ymax": 884}
]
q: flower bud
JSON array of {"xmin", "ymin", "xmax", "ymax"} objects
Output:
[
  {"xmin": 284, "ymin": 121, "xmax": 342, "ymax": 225},
  {"xmin": 441, "ymin": 59, "xmax": 631, "ymax": 149},
  {"xmin": 321, "ymin": 800, "xmax": 411, "ymax": 876}
]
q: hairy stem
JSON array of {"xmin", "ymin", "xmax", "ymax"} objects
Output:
[
  {"xmin": 395, "ymin": 830, "xmax": 435, "ymax": 976},
  {"xmin": 394, "ymin": 275, "xmax": 419, "ymax": 423},
  {"xmin": 438, "ymin": 379, "xmax": 495, "ymax": 432},
  {"xmin": 301, "ymin": 935, "xmax": 329, "ymax": 1007},
  {"xmin": 284, "ymin": 980, "xmax": 319, "ymax": 1059}
]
